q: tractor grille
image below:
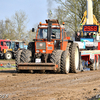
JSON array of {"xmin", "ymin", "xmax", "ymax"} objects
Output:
[{"xmin": 36, "ymin": 42, "xmax": 46, "ymax": 49}]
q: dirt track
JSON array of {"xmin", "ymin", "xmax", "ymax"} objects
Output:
[
  {"xmin": 0, "ymin": 70, "xmax": 100, "ymax": 100},
  {"xmin": 0, "ymin": 60, "xmax": 15, "ymax": 65}
]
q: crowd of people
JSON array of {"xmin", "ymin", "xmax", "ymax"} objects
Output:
[{"xmin": 75, "ymin": 32, "xmax": 95, "ymax": 41}]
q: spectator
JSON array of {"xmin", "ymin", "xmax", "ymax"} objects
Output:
[
  {"xmin": 86, "ymin": 32, "xmax": 93, "ymax": 38},
  {"xmin": 75, "ymin": 32, "xmax": 81, "ymax": 41},
  {"xmin": 93, "ymin": 33, "xmax": 96, "ymax": 39}
]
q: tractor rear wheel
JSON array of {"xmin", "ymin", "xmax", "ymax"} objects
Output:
[
  {"xmin": 50, "ymin": 50, "xmax": 63, "ymax": 72},
  {"xmin": 15, "ymin": 50, "xmax": 22, "ymax": 73},
  {"xmin": 5, "ymin": 52, "xmax": 12, "ymax": 60},
  {"xmin": 60, "ymin": 49, "xmax": 70, "ymax": 74},
  {"xmin": 70, "ymin": 43, "xmax": 80, "ymax": 73}
]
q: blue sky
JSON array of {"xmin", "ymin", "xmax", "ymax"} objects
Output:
[{"xmin": 0, "ymin": 0, "xmax": 57, "ymax": 30}]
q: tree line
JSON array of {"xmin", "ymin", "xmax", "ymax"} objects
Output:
[
  {"xmin": 0, "ymin": 11, "xmax": 36, "ymax": 44},
  {"xmin": 53, "ymin": 0, "xmax": 100, "ymax": 36},
  {"xmin": 0, "ymin": 0, "xmax": 99, "ymax": 41}
]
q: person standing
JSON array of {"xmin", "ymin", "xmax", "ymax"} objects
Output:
[
  {"xmin": 75, "ymin": 32, "xmax": 81, "ymax": 41},
  {"xmin": 86, "ymin": 32, "xmax": 93, "ymax": 38}
]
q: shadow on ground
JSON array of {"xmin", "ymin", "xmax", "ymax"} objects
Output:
[
  {"xmin": 0, "ymin": 70, "xmax": 64, "ymax": 74},
  {"xmin": 0, "ymin": 70, "xmax": 16, "ymax": 73}
]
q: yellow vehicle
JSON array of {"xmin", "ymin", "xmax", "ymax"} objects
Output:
[
  {"xmin": 80, "ymin": 11, "xmax": 100, "ymax": 37},
  {"xmin": 0, "ymin": 40, "xmax": 26, "ymax": 60}
]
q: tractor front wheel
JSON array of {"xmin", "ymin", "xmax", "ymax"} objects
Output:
[
  {"xmin": 20, "ymin": 49, "xmax": 32, "ymax": 63},
  {"xmin": 5, "ymin": 52, "xmax": 12, "ymax": 60},
  {"xmin": 60, "ymin": 49, "xmax": 70, "ymax": 74},
  {"xmin": 15, "ymin": 50, "xmax": 22, "ymax": 73},
  {"xmin": 50, "ymin": 50, "xmax": 63, "ymax": 72}
]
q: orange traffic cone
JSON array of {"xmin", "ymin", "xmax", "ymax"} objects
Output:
[{"xmin": 1, "ymin": 64, "xmax": 3, "ymax": 66}]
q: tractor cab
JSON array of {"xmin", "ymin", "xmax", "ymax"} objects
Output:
[
  {"xmin": 11, "ymin": 40, "xmax": 25, "ymax": 51},
  {"xmin": 33, "ymin": 19, "xmax": 70, "ymax": 54}
]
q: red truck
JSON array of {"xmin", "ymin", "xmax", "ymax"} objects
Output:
[
  {"xmin": 0, "ymin": 39, "xmax": 12, "ymax": 59},
  {"xmin": 0, "ymin": 39, "xmax": 26, "ymax": 60}
]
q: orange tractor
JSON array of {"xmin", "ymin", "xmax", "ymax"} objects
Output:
[{"xmin": 16, "ymin": 19, "xmax": 81, "ymax": 74}]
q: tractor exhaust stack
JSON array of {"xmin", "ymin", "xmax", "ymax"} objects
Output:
[{"xmin": 47, "ymin": 19, "xmax": 52, "ymax": 42}]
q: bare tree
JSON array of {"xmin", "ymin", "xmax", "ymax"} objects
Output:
[
  {"xmin": 0, "ymin": 10, "xmax": 28, "ymax": 40},
  {"xmin": 27, "ymin": 30, "xmax": 36, "ymax": 42},
  {"xmin": 93, "ymin": 0, "xmax": 100, "ymax": 21},
  {"xmin": 13, "ymin": 10, "xmax": 28, "ymax": 40},
  {"xmin": 54, "ymin": 0, "xmax": 99, "ymax": 33},
  {"xmin": 47, "ymin": 0, "xmax": 53, "ymax": 19},
  {"xmin": 4, "ymin": 18, "xmax": 16, "ymax": 39},
  {"xmin": 0, "ymin": 20, "xmax": 5, "ymax": 39}
]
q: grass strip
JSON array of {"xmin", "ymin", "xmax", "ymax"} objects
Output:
[{"xmin": 0, "ymin": 67, "xmax": 15, "ymax": 70}]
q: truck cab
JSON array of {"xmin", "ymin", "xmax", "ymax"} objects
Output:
[
  {"xmin": 0, "ymin": 39, "xmax": 11, "ymax": 57},
  {"xmin": 0, "ymin": 39, "xmax": 27, "ymax": 60}
]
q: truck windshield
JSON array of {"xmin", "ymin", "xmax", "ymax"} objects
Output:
[
  {"xmin": 6, "ymin": 41, "xmax": 11, "ymax": 49},
  {"xmin": 19, "ymin": 42, "xmax": 24, "ymax": 48},
  {"xmin": 37, "ymin": 29, "xmax": 60, "ymax": 39},
  {"xmin": 11, "ymin": 42, "xmax": 15, "ymax": 50}
]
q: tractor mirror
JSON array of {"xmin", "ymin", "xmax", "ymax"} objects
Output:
[{"xmin": 32, "ymin": 28, "xmax": 35, "ymax": 32}]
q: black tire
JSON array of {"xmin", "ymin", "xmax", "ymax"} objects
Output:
[
  {"xmin": 28, "ymin": 42, "xmax": 35, "ymax": 52},
  {"xmin": 28, "ymin": 42, "xmax": 35, "ymax": 62},
  {"xmin": 60, "ymin": 49, "xmax": 70, "ymax": 74},
  {"xmin": 15, "ymin": 50, "xmax": 22, "ymax": 73},
  {"xmin": 50, "ymin": 50, "xmax": 63, "ymax": 72},
  {"xmin": 89, "ymin": 58, "xmax": 96, "ymax": 70},
  {"xmin": 96, "ymin": 56, "xmax": 100, "ymax": 70},
  {"xmin": 5, "ymin": 52, "xmax": 12, "ymax": 60},
  {"xmin": 20, "ymin": 49, "xmax": 32, "ymax": 63},
  {"xmin": 70, "ymin": 43, "xmax": 80, "ymax": 73}
]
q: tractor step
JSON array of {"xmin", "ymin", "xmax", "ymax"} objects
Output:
[{"xmin": 18, "ymin": 63, "xmax": 56, "ymax": 70}]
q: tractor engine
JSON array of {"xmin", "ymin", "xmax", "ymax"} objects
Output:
[{"xmin": 35, "ymin": 41, "xmax": 54, "ymax": 63}]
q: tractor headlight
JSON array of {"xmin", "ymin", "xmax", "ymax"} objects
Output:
[
  {"xmin": 42, "ymin": 50, "xmax": 46, "ymax": 53},
  {"xmin": 36, "ymin": 50, "xmax": 39, "ymax": 53}
]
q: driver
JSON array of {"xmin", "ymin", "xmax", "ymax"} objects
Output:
[
  {"xmin": 39, "ymin": 29, "xmax": 43, "ymax": 38},
  {"xmin": 4, "ymin": 42, "xmax": 7, "ymax": 46},
  {"xmin": 15, "ymin": 42, "xmax": 19, "ymax": 50}
]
